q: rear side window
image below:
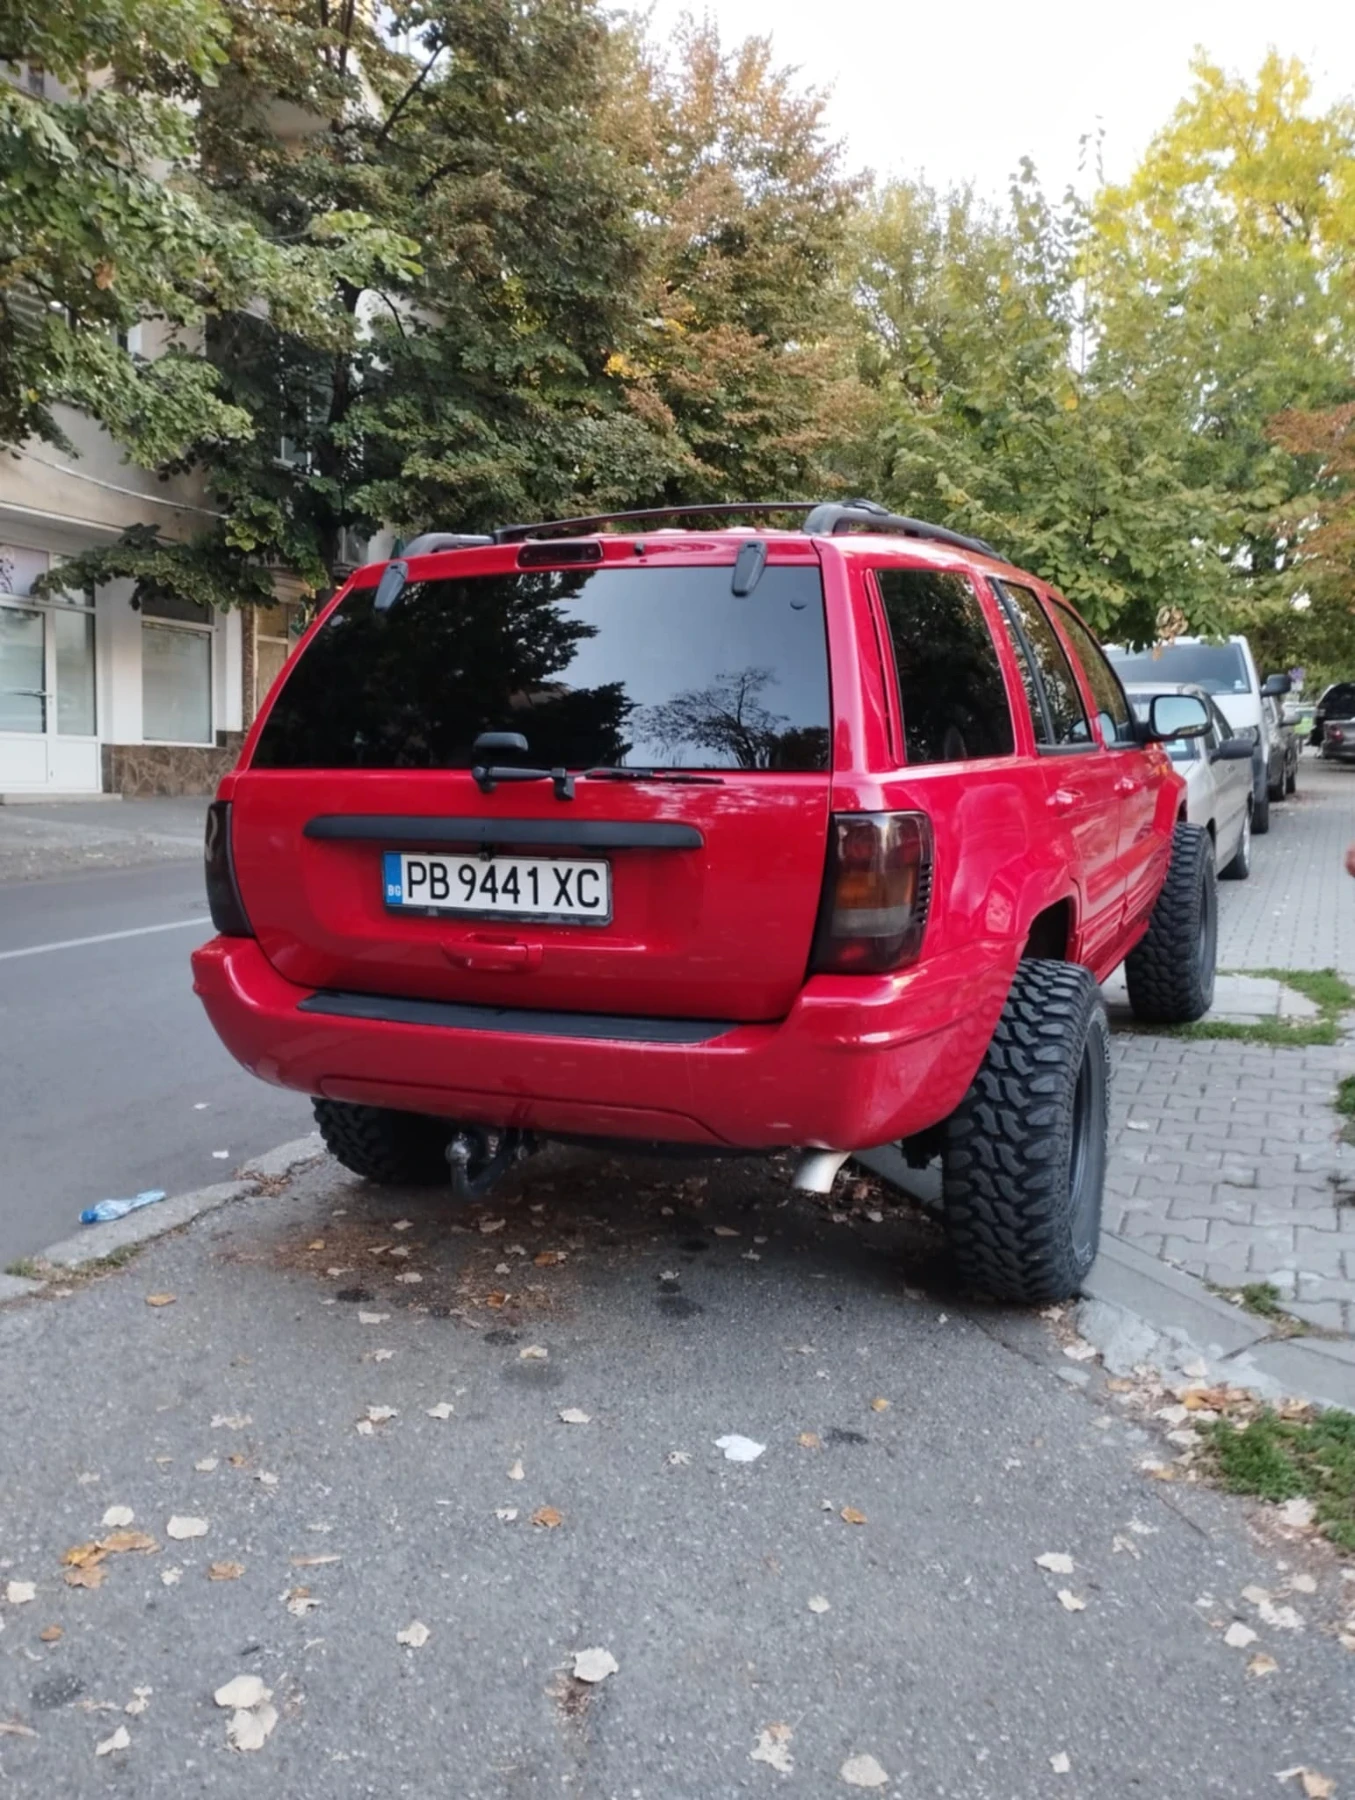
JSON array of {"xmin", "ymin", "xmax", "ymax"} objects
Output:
[
  {"xmin": 873, "ymin": 568, "xmax": 1014, "ymax": 765},
  {"xmin": 253, "ymin": 564, "xmax": 831, "ymax": 772},
  {"xmin": 1052, "ymin": 604, "xmax": 1136, "ymax": 745},
  {"xmin": 999, "ymin": 584, "xmax": 1091, "ymax": 747}
]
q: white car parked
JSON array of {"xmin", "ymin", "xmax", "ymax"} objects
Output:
[{"xmin": 1125, "ymin": 683, "xmax": 1255, "ymax": 881}]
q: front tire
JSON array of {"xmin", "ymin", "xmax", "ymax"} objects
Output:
[
  {"xmin": 1220, "ymin": 804, "xmax": 1252, "ymax": 881},
  {"xmin": 1124, "ymin": 822, "xmax": 1217, "ymax": 1023},
  {"xmin": 312, "ymin": 1099, "xmax": 453, "ymax": 1185},
  {"xmin": 941, "ymin": 961, "xmax": 1108, "ymax": 1305}
]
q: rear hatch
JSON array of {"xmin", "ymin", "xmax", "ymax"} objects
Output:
[{"xmin": 229, "ymin": 541, "xmax": 834, "ymax": 1023}]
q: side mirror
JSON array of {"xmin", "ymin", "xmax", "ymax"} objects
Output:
[
  {"xmin": 1209, "ymin": 738, "xmax": 1255, "ymax": 763},
  {"xmin": 1143, "ymin": 692, "xmax": 1210, "ymax": 742},
  {"xmin": 1261, "ymin": 672, "xmax": 1292, "ymax": 697}
]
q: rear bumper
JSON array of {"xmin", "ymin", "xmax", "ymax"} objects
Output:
[{"xmin": 192, "ymin": 937, "xmax": 1014, "ymax": 1151}]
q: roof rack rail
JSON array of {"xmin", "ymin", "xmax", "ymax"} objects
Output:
[
  {"xmin": 400, "ymin": 531, "xmax": 495, "ymax": 556},
  {"xmin": 800, "ymin": 499, "xmax": 997, "ymax": 559},
  {"xmin": 493, "ymin": 502, "xmax": 816, "ymax": 542}
]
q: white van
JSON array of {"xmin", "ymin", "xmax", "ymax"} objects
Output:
[{"xmin": 1106, "ymin": 635, "xmax": 1290, "ymax": 834}]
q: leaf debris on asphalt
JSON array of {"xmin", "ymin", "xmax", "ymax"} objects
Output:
[
  {"xmin": 751, "ymin": 1722, "xmax": 794, "ymax": 1773},
  {"xmin": 519, "ymin": 1345, "xmax": 549, "ymax": 1361},
  {"xmin": 358, "ymin": 1312, "xmax": 390, "ymax": 1326},
  {"xmin": 508, "ymin": 1460, "xmax": 525, "ymax": 1481},
  {"xmin": 1051, "ymin": 1752, "xmax": 1071, "ymax": 1773},
  {"xmin": 840, "ymin": 1507, "xmax": 867, "ymax": 1526},
  {"xmin": 1036, "ymin": 1553, "xmax": 1074, "ymax": 1574},
  {"xmin": 211, "ymin": 1414, "xmax": 251, "ymax": 1430},
  {"xmin": 532, "ymin": 1506, "xmax": 563, "ymax": 1529},
  {"xmin": 194, "ymin": 1458, "xmax": 218, "ymax": 1473},
  {"xmin": 1224, "ymin": 1622, "xmax": 1258, "ymax": 1648},
  {"xmin": 4, "ymin": 1582, "xmax": 35, "ymax": 1605},
  {"xmin": 144, "ymin": 1294, "xmax": 176, "ymax": 1308},
  {"xmin": 1277, "ymin": 1771, "xmax": 1335, "ymax": 1799},
  {"xmin": 1248, "ymin": 1654, "xmax": 1279, "ymax": 1677},
  {"xmin": 166, "ymin": 1517, "xmax": 208, "ymax": 1540},
  {"xmin": 808, "ymin": 1595, "xmax": 831, "ymax": 1613},
  {"xmin": 124, "ymin": 1688, "xmax": 151, "ymax": 1717},
  {"xmin": 426, "ymin": 1403, "xmax": 455, "ymax": 1420},
  {"xmin": 1057, "ymin": 1590, "xmax": 1086, "ymax": 1612},
  {"xmin": 397, "ymin": 1621, "xmax": 430, "ymax": 1648},
  {"xmin": 208, "ymin": 1562, "xmax": 244, "ymax": 1582},
  {"xmin": 571, "ymin": 1647, "xmax": 618, "ymax": 1684},
  {"xmin": 716, "ymin": 1434, "xmax": 766, "ymax": 1463},
  {"xmin": 840, "ymin": 1752, "xmax": 888, "ymax": 1787},
  {"xmin": 95, "ymin": 1724, "xmax": 130, "ymax": 1756},
  {"xmin": 559, "ymin": 1408, "xmax": 591, "ymax": 1425}
]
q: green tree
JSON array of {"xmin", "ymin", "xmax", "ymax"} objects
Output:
[{"xmin": 0, "ymin": 0, "xmax": 411, "ymax": 474}]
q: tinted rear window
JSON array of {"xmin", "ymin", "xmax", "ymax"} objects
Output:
[
  {"xmin": 1110, "ymin": 642, "xmax": 1248, "ymax": 695},
  {"xmin": 253, "ymin": 564, "xmax": 831, "ymax": 772},
  {"xmin": 874, "ymin": 568, "xmax": 1015, "ymax": 764}
]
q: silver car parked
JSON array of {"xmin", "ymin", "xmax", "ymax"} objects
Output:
[{"xmin": 1126, "ymin": 683, "xmax": 1255, "ymax": 880}]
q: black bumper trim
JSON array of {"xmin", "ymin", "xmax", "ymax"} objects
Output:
[
  {"xmin": 297, "ymin": 989, "xmax": 737, "ymax": 1044},
  {"xmin": 303, "ymin": 815, "xmax": 703, "ymax": 851}
]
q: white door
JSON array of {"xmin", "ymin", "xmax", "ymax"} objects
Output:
[{"xmin": 0, "ymin": 568, "xmax": 101, "ymax": 793}]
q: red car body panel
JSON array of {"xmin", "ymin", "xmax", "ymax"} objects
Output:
[{"xmin": 194, "ymin": 529, "xmax": 1183, "ymax": 1151}]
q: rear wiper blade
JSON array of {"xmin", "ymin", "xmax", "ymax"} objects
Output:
[
  {"xmin": 583, "ymin": 767, "xmax": 725, "ymax": 786},
  {"xmin": 473, "ymin": 763, "xmax": 575, "ymax": 801}
]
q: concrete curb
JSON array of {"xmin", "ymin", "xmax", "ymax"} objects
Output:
[
  {"xmin": 1079, "ymin": 1231, "xmax": 1355, "ymax": 1412},
  {"xmin": 5, "ymin": 1133, "xmax": 325, "ymax": 1287}
]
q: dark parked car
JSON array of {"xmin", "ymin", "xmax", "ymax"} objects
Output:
[
  {"xmin": 1262, "ymin": 696, "xmax": 1299, "ymax": 797},
  {"xmin": 1311, "ymin": 682, "xmax": 1355, "ymax": 757}
]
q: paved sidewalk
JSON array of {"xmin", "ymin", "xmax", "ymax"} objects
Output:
[
  {"xmin": 1103, "ymin": 757, "xmax": 1355, "ymax": 1334},
  {"xmin": 1216, "ymin": 758, "xmax": 1355, "ymax": 977},
  {"xmin": 0, "ymin": 797, "xmax": 205, "ymax": 884}
]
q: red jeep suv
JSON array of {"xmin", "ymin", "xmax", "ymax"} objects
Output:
[{"xmin": 194, "ymin": 500, "xmax": 1214, "ymax": 1303}]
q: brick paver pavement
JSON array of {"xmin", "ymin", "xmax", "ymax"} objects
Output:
[
  {"xmin": 1216, "ymin": 755, "xmax": 1355, "ymax": 975},
  {"xmin": 1107, "ymin": 754, "xmax": 1355, "ymax": 1334}
]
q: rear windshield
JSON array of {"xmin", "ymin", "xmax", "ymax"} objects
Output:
[
  {"xmin": 1109, "ymin": 642, "xmax": 1247, "ymax": 696},
  {"xmin": 1320, "ymin": 684, "xmax": 1355, "ymax": 715},
  {"xmin": 252, "ymin": 563, "xmax": 831, "ymax": 772}
]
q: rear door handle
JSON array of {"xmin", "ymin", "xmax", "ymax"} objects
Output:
[
  {"xmin": 1046, "ymin": 788, "xmax": 1080, "ymax": 812},
  {"xmin": 1113, "ymin": 776, "xmax": 1141, "ymax": 796},
  {"xmin": 444, "ymin": 938, "xmax": 543, "ymax": 973}
]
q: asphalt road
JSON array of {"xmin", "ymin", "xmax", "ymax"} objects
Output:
[
  {"xmin": 0, "ymin": 860, "xmax": 311, "ymax": 1265},
  {"xmin": 1, "ymin": 1155, "xmax": 1351, "ymax": 1796}
]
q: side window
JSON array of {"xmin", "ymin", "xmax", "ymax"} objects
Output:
[
  {"xmin": 1208, "ymin": 700, "xmax": 1232, "ymax": 747},
  {"xmin": 874, "ymin": 567, "xmax": 1015, "ymax": 765},
  {"xmin": 1052, "ymin": 603, "xmax": 1135, "ymax": 746},
  {"xmin": 998, "ymin": 583, "xmax": 1091, "ymax": 747},
  {"xmin": 994, "ymin": 605, "xmax": 1051, "ymax": 746}
]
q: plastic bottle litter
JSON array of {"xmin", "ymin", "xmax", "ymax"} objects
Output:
[{"xmin": 80, "ymin": 1189, "xmax": 167, "ymax": 1226}]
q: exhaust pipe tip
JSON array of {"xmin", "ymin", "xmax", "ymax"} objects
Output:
[{"xmin": 791, "ymin": 1149, "xmax": 852, "ymax": 1196}]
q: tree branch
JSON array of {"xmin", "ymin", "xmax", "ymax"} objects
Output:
[{"xmin": 374, "ymin": 43, "xmax": 445, "ymax": 147}]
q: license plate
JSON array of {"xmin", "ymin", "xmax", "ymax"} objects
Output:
[{"xmin": 383, "ymin": 851, "xmax": 611, "ymax": 922}]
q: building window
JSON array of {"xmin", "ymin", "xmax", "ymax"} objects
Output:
[
  {"xmin": 253, "ymin": 601, "xmax": 304, "ymax": 715},
  {"xmin": 141, "ymin": 594, "xmax": 213, "ymax": 745}
]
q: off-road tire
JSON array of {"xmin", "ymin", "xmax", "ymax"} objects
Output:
[
  {"xmin": 1285, "ymin": 760, "xmax": 1297, "ymax": 796},
  {"xmin": 312, "ymin": 1099, "xmax": 453, "ymax": 1185},
  {"xmin": 941, "ymin": 960, "xmax": 1109, "ymax": 1305},
  {"xmin": 1124, "ymin": 821, "xmax": 1217, "ymax": 1023},
  {"xmin": 1220, "ymin": 804, "xmax": 1252, "ymax": 881},
  {"xmin": 1252, "ymin": 788, "xmax": 1270, "ymax": 834}
]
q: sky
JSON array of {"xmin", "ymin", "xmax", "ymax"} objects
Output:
[{"xmin": 647, "ymin": 0, "xmax": 1355, "ymax": 202}]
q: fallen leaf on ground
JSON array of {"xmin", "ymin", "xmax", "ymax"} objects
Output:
[
  {"xmin": 366, "ymin": 1406, "xmax": 398, "ymax": 1424},
  {"xmin": 1051, "ymin": 1751, "xmax": 1071, "ymax": 1773},
  {"xmin": 1259, "ymin": 1599, "xmax": 1304, "ymax": 1631},
  {"xmin": 479, "ymin": 1218, "xmax": 506, "ymax": 1234},
  {"xmin": 357, "ymin": 1312, "xmax": 389, "ymax": 1326},
  {"xmin": 256, "ymin": 1472, "xmax": 279, "ymax": 1488},
  {"xmin": 1036, "ymin": 1553, "xmax": 1074, "ymax": 1575},
  {"xmin": 712, "ymin": 1226, "xmax": 740, "ymax": 1237},
  {"xmin": 870, "ymin": 1397, "xmax": 890, "ymax": 1413},
  {"xmin": 95, "ymin": 1725, "xmax": 130, "ymax": 1756},
  {"xmin": 1057, "ymin": 1590, "xmax": 1086, "ymax": 1612},
  {"xmin": 534, "ymin": 1250, "xmax": 566, "ymax": 1266},
  {"xmin": 519, "ymin": 1345, "xmax": 548, "ymax": 1361},
  {"xmin": 101, "ymin": 1531, "xmax": 156, "ymax": 1555},
  {"xmin": 1277, "ymin": 1773, "xmax": 1335, "ymax": 1800},
  {"xmin": 354, "ymin": 1420, "xmax": 375, "ymax": 1437},
  {"xmin": 307, "ymin": 1240, "xmax": 325, "ymax": 1252},
  {"xmin": 751, "ymin": 1723, "xmax": 794, "ymax": 1773},
  {"xmin": 532, "ymin": 1506, "xmax": 563, "ymax": 1529},
  {"xmin": 208, "ymin": 1562, "xmax": 244, "ymax": 1582},
  {"xmin": 211, "ymin": 1414, "xmax": 251, "ymax": 1430},
  {"xmin": 559, "ymin": 1408, "xmax": 591, "ymax": 1425},
  {"xmin": 1224, "ymin": 1622, "xmax": 1257, "ymax": 1648},
  {"xmin": 1062, "ymin": 1340, "xmax": 1097, "ymax": 1363},
  {"xmin": 4, "ymin": 1581, "xmax": 35, "ymax": 1605},
  {"xmin": 485, "ymin": 1292, "xmax": 509, "ymax": 1308},
  {"xmin": 39, "ymin": 1625, "xmax": 62, "ymax": 1642},
  {"xmin": 798, "ymin": 1432, "xmax": 821, "ymax": 1450},
  {"xmin": 226, "ymin": 1702, "xmax": 277, "ymax": 1751},
  {"xmin": 840, "ymin": 1507, "xmax": 867, "ymax": 1526},
  {"xmin": 840, "ymin": 1752, "xmax": 888, "ymax": 1787},
  {"xmin": 1289, "ymin": 1573, "xmax": 1317, "ymax": 1595},
  {"xmin": 426, "ymin": 1403, "xmax": 454, "ymax": 1420},
  {"xmin": 0, "ymin": 1722, "xmax": 37, "ymax": 1738},
  {"xmin": 124, "ymin": 1688, "xmax": 151, "ymax": 1717},
  {"xmin": 371, "ymin": 1349, "xmax": 394, "ymax": 1363},
  {"xmin": 144, "ymin": 1294, "xmax": 176, "ymax": 1308},
  {"xmin": 716, "ymin": 1434, "xmax": 766, "ymax": 1463},
  {"xmin": 284, "ymin": 1587, "xmax": 320, "ymax": 1616},
  {"xmin": 160, "ymin": 1568, "xmax": 181, "ymax": 1586},
  {"xmin": 1247, "ymin": 1653, "xmax": 1278, "ymax": 1677},
  {"xmin": 396, "ymin": 1620, "xmax": 430, "ymax": 1648},
  {"xmin": 572, "ymin": 1647, "xmax": 618, "ymax": 1683},
  {"xmin": 392, "ymin": 1219, "xmax": 413, "ymax": 1232},
  {"xmin": 667, "ymin": 1451, "xmax": 691, "ymax": 1466},
  {"xmin": 1111, "ymin": 1534, "xmax": 1141, "ymax": 1558},
  {"xmin": 194, "ymin": 1458, "xmax": 218, "ymax": 1473},
  {"xmin": 166, "ymin": 1517, "xmax": 208, "ymax": 1541},
  {"xmin": 215, "ymin": 1676, "xmax": 269, "ymax": 1710},
  {"xmin": 508, "ymin": 1460, "xmax": 525, "ymax": 1482},
  {"xmin": 290, "ymin": 1554, "xmax": 341, "ymax": 1567},
  {"xmin": 808, "ymin": 1595, "xmax": 831, "ymax": 1613},
  {"xmin": 1277, "ymin": 1497, "xmax": 1316, "ymax": 1529},
  {"xmin": 495, "ymin": 1508, "xmax": 518, "ymax": 1522},
  {"xmin": 64, "ymin": 1565, "xmax": 105, "ymax": 1589},
  {"xmin": 394, "ymin": 1271, "xmax": 422, "ymax": 1284}
]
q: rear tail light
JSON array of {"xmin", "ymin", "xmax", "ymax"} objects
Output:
[
  {"xmin": 1331, "ymin": 727, "xmax": 1345, "ymax": 742},
  {"xmin": 810, "ymin": 812, "xmax": 933, "ymax": 975},
  {"xmin": 204, "ymin": 801, "xmax": 254, "ymax": 937}
]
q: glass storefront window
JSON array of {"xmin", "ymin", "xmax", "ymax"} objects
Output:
[
  {"xmin": 143, "ymin": 620, "xmax": 211, "ymax": 743},
  {"xmin": 54, "ymin": 607, "xmax": 96, "ymax": 735}
]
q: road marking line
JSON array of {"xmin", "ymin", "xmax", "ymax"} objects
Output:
[{"xmin": 0, "ymin": 919, "xmax": 205, "ymax": 962}]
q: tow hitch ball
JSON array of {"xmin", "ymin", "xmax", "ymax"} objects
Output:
[{"xmin": 445, "ymin": 1128, "xmax": 535, "ymax": 1199}]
